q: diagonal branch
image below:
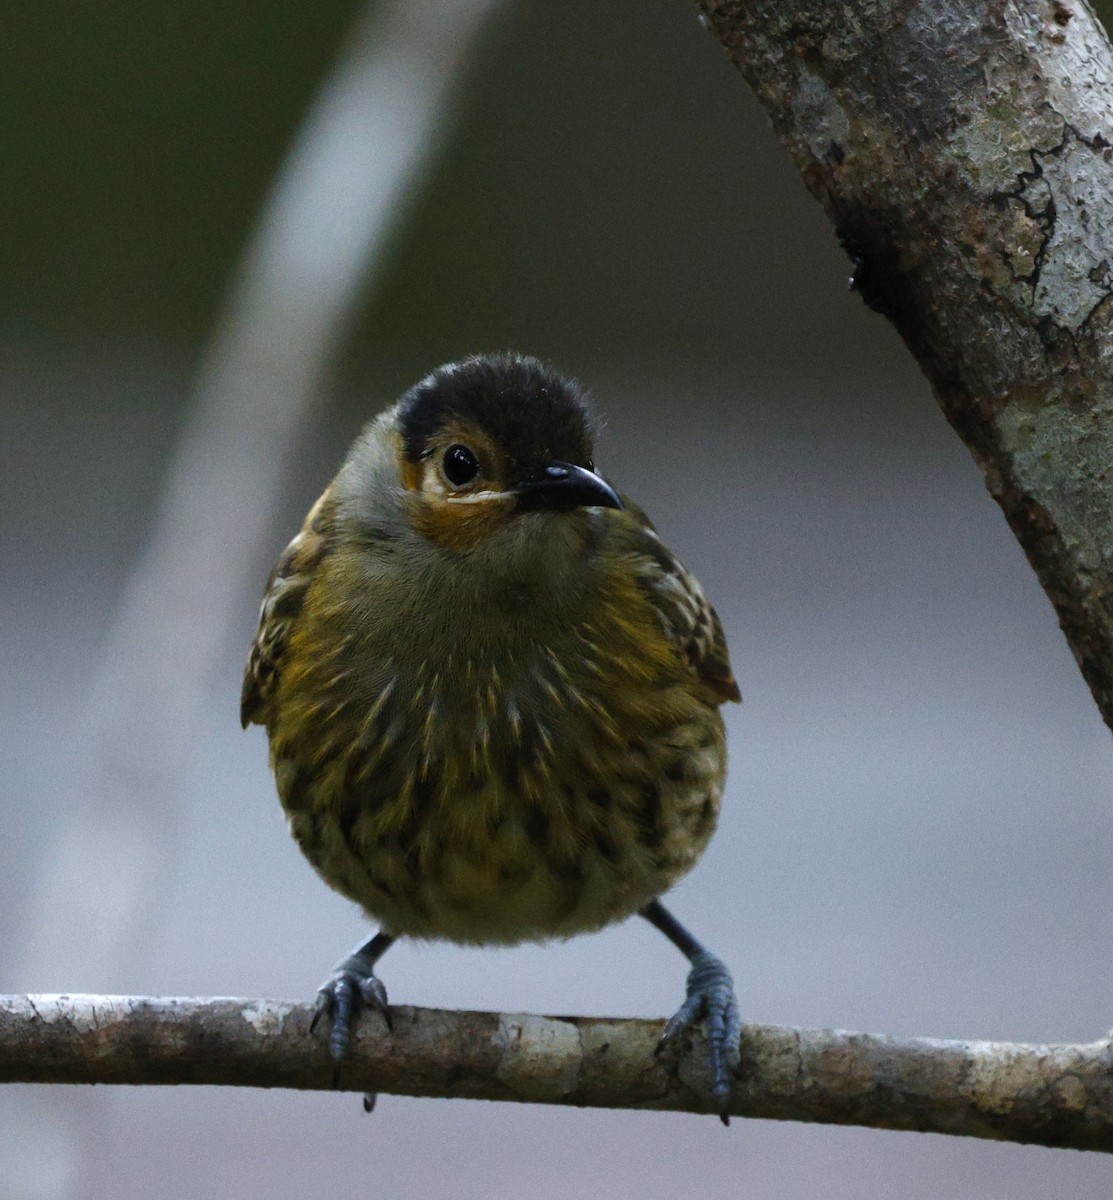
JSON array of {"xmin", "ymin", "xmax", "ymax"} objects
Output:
[
  {"xmin": 694, "ymin": 0, "xmax": 1113, "ymax": 731},
  {"xmin": 3, "ymin": 995, "xmax": 1112, "ymax": 1152}
]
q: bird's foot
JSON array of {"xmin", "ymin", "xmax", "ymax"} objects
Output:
[
  {"xmin": 657, "ymin": 950, "xmax": 741, "ymax": 1124},
  {"xmin": 310, "ymin": 950, "xmax": 392, "ymax": 1062}
]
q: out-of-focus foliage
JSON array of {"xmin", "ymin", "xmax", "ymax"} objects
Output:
[
  {"xmin": 2, "ymin": 0, "xmax": 859, "ymax": 377},
  {"xmin": 2, "ymin": 0, "xmax": 360, "ymax": 342}
]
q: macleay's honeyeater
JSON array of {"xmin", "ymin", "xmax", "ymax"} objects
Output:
[{"xmin": 242, "ymin": 354, "xmax": 742, "ymax": 1118}]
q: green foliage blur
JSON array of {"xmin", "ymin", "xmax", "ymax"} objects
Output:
[
  {"xmin": 2, "ymin": 0, "xmax": 855, "ymax": 383},
  {"xmin": 4, "ymin": 0, "xmax": 1111, "ymax": 376}
]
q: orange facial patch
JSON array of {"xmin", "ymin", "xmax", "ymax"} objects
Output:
[
  {"xmin": 410, "ymin": 494, "xmax": 517, "ymax": 551},
  {"xmin": 398, "ymin": 425, "xmax": 517, "ymax": 552}
]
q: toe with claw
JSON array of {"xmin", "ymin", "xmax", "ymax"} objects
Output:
[
  {"xmin": 657, "ymin": 950, "xmax": 741, "ymax": 1124},
  {"xmin": 310, "ymin": 951, "xmax": 392, "ymax": 1063}
]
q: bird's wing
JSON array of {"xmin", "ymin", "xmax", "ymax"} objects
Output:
[
  {"xmin": 240, "ymin": 486, "xmax": 335, "ymax": 729},
  {"xmin": 622, "ymin": 499, "xmax": 741, "ymax": 705}
]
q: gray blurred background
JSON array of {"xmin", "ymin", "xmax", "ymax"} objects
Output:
[{"xmin": 3, "ymin": 1, "xmax": 1112, "ymax": 1197}]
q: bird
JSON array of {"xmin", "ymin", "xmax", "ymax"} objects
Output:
[{"xmin": 241, "ymin": 352, "xmax": 742, "ymax": 1120}]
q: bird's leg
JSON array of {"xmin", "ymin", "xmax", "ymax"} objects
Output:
[
  {"xmin": 640, "ymin": 899, "xmax": 741, "ymax": 1125},
  {"xmin": 311, "ymin": 930, "xmax": 395, "ymax": 1062}
]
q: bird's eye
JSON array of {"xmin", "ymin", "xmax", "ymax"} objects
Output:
[{"xmin": 442, "ymin": 444, "xmax": 479, "ymax": 486}]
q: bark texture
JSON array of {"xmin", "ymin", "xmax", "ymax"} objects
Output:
[
  {"xmin": 697, "ymin": 0, "xmax": 1113, "ymax": 729},
  {"xmin": 2, "ymin": 995, "xmax": 1112, "ymax": 1151}
]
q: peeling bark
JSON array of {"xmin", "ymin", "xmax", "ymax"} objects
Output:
[
  {"xmin": 696, "ymin": 0, "xmax": 1113, "ymax": 729},
  {"xmin": 2, "ymin": 995, "xmax": 1112, "ymax": 1151}
]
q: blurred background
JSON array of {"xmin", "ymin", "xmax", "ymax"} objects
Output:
[{"xmin": 3, "ymin": 0, "xmax": 1112, "ymax": 1196}]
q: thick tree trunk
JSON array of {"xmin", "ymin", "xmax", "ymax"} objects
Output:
[{"xmin": 697, "ymin": 0, "xmax": 1113, "ymax": 730}]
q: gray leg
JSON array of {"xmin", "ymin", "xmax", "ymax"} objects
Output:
[
  {"xmin": 640, "ymin": 899, "xmax": 741, "ymax": 1125},
  {"xmin": 310, "ymin": 930, "xmax": 395, "ymax": 1061}
]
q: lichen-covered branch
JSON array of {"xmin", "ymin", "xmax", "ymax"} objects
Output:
[
  {"xmin": 695, "ymin": 0, "xmax": 1113, "ymax": 731},
  {"xmin": 2, "ymin": 995, "xmax": 1112, "ymax": 1151}
]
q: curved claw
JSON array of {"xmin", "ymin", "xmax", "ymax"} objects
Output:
[
  {"xmin": 311, "ymin": 953, "xmax": 392, "ymax": 1064},
  {"xmin": 657, "ymin": 951, "xmax": 741, "ymax": 1125}
]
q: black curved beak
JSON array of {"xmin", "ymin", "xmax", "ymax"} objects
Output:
[{"xmin": 514, "ymin": 462, "xmax": 624, "ymax": 512}]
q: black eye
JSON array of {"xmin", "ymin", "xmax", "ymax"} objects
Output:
[{"xmin": 442, "ymin": 444, "xmax": 479, "ymax": 486}]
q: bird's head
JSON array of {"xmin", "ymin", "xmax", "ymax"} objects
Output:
[{"xmin": 368, "ymin": 354, "xmax": 623, "ymax": 555}]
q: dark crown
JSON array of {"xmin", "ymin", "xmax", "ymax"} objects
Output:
[{"xmin": 396, "ymin": 354, "xmax": 596, "ymax": 476}]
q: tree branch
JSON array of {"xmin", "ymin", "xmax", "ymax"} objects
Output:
[
  {"xmin": 695, "ymin": 0, "xmax": 1113, "ymax": 731},
  {"xmin": 3, "ymin": 995, "xmax": 1111, "ymax": 1151}
]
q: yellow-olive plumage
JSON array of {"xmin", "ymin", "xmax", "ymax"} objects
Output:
[{"xmin": 242, "ymin": 354, "xmax": 741, "ymax": 1117}]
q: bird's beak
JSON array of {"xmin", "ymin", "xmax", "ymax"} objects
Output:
[{"xmin": 513, "ymin": 462, "xmax": 624, "ymax": 512}]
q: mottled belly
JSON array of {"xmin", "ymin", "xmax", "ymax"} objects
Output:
[{"xmin": 274, "ymin": 702, "xmax": 726, "ymax": 945}]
